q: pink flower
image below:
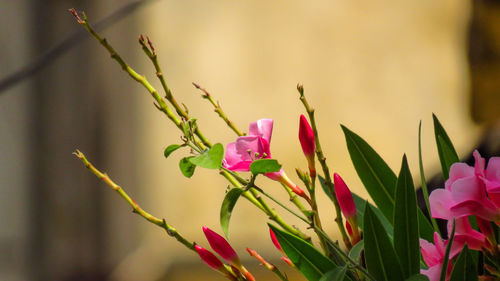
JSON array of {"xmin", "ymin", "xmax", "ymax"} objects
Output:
[
  {"xmin": 481, "ymin": 155, "xmax": 500, "ymax": 208},
  {"xmin": 223, "ymin": 119, "xmax": 307, "ymax": 198},
  {"xmin": 429, "ymin": 151, "xmax": 500, "ymax": 221},
  {"xmin": 202, "ymin": 226, "xmax": 240, "ymax": 265},
  {"xmin": 420, "ymin": 232, "xmax": 453, "ymax": 281},
  {"xmin": 223, "ymin": 119, "xmax": 273, "ymax": 171},
  {"xmin": 449, "ymin": 217, "xmax": 487, "ymax": 252}
]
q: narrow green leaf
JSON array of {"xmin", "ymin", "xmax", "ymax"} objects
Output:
[
  {"xmin": 351, "ymin": 192, "xmax": 393, "ymax": 237},
  {"xmin": 250, "ymin": 159, "xmax": 281, "ymax": 175},
  {"xmin": 319, "ymin": 266, "xmax": 347, "ymax": 281},
  {"xmin": 394, "ymin": 155, "xmax": 420, "ymax": 278},
  {"xmin": 179, "ymin": 156, "xmax": 196, "ymax": 178},
  {"xmin": 164, "ymin": 144, "xmax": 183, "ymax": 159},
  {"xmin": 417, "ymin": 209, "xmax": 434, "ymax": 242},
  {"xmin": 418, "ymin": 121, "xmax": 441, "ymax": 234},
  {"xmin": 348, "ymin": 240, "xmax": 364, "ymax": 261},
  {"xmin": 189, "ymin": 143, "xmax": 224, "ymax": 169},
  {"xmin": 269, "ymin": 224, "xmax": 336, "ymax": 281},
  {"xmin": 432, "ymin": 114, "xmax": 459, "ymax": 179},
  {"xmin": 406, "ymin": 274, "xmax": 430, "ymax": 281},
  {"xmin": 440, "ymin": 220, "xmax": 456, "ymax": 281},
  {"xmin": 220, "ymin": 188, "xmax": 244, "ymax": 238},
  {"xmin": 341, "ymin": 125, "xmax": 397, "ymax": 223},
  {"xmin": 449, "ymin": 245, "xmax": 477, "ymax": 281},
  {"xmin": 363, "ymin": 203, "xmax": 404, "ymax": 281}
]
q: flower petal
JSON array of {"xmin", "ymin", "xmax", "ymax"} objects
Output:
[{"xmin": 249, "ymin": 119, "xmax": 273, "ymax": 143}]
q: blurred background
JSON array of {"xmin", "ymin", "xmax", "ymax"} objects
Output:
[{"xmin": 1, "ymin": 0, "xmax": 499, "ymax": 280}]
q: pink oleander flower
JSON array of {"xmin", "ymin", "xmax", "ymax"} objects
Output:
[
  {"xmin": 429, "ymin": 151, "xmax": 500, "ymax": 221},
  {"xmin": 203, "ymin": 226, "xmax": 240, "ymax": 265},
  {"xmin": 420, "ymin": 232, "xmax": 453, "ymax": 281},
  {"xmin": 420, "ymin": 218, "xmax": 487, "ymax": 281},
  {"xmin": 223, "ymin": 119, "xmax": 307, "ymax": 198},
  {"xmin": 299, "ymin": 115, "xmax": 316, "ymax": 177},
  {"xmin": 481, "ymin": 154, "xmax": 500, "ymax": 208}
]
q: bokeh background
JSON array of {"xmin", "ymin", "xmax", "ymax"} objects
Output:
[{"xmin": 1, "ymin": 0, "xmax": 499, "ymax": 280}]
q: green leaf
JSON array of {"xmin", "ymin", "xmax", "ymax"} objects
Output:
[
  {"xmin": 164, "ymin": 144, "xmax": 183, "ymax": 159},
  {"xmin": 363, "ymin": 203, "xmax": 404, "ymax": 281},
  {"xmin": 406, "ymin": 274, "xmax": 430, "ymax": 281},
  {"xmin": 348, "ymin": 240, "xmax": 364, "ymax": 261},
  {"xmin": 449, "ymin": 245, "xmax": 477, "ymax": 281},
  {"xmin": 319, "ymin": 266, "xmax": 347, "ymax": 281},
  {"xmin": 250, "ymin": 159, "xmax": 281, "ymax": 175},
  {"xmin": 220, "ymin": 188, "xmax": 244, "ymax": 238},
  {"xmin": 419, "ymin": 121, "xmax": 441, "ymax": 235},
  {"xmin": 268, "ymin": 224, "xmax": 336, "ymax": 281},
  {"xmin": 189, "ymin": 143, "xmax": 224, "ymax": 169},
  {"xmin": 341, "ymin": 125, "xmax": 397, "ymax": 224},
  {"xmin": 432, "ymin": 114, "xmax": 459, "ymax": 179},
  {"xmin": 351, "ymin": 192, "xmax": 393, "ymax": 237},
  {"xmin": 394, "ymin": 155, "xmax": 420, "ymax": 278},
  {"xmin": 440, "ymin": 220, "xmax": 456, "ymax": 281},
  {"xmin": 179, "ymin": 156, "xmax": 196, "ymax": 178}
]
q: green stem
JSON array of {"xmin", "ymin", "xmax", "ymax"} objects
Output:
[
  {"xmin": 73, "ymin": 150, "xmax": 195, "ymax": 251},
  {"xmin": 297, "ymin": 84, "xmax": 352, "ymax": 249},
  {"xmin": 250, "ymin": 186, "xmax": 309, "ymax": 224},
  {"xmin": 139, "ymin": 36, "xmax": 212, "ymax": 149},
  {"xmin": 220, "ymin": 171, "xmax": 310, "ymax": 241},
  {"xmin": 192, "ymin": 82, "xmax": 245, "ymax": 137},
  {"xmin": 313, "ymin": 226, "xmax": 376, "ymax": 281},
  {"xmin": 418, "ymin": 121, "xmax": 440, "ymax": 234}
]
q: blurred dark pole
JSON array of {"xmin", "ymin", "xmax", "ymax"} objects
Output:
[{"xmin": 29, "ymin": 1, "xmax": 105, "ymax": 280}]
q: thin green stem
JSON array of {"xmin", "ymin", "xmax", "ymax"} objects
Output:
[
  {"xmin": 73, "ymin": 150, "xmax": 195, "ymax": 251},
  {"xmin": 297, "ymin": 84, "xmax": 352, "ymax": 249},
  {"xmin": 139, "ymin": 36, "xmax": 212, "ymax": 148},
  {"xmin": 192, "ymin": 82, "xmax": 245, "ymax": 137},
  {"xmin": 250, "ymin": 186, "xmax": 309, "ymax": 224},
  {"xmin": 313, "ymin": 226, "xmax": 376, "ymax": 281},
  {"xmin": 418, "ymin": 121, "xmax": 440, "ymax": 234},
  {"xmin": 220, "ymin": 170, "xmax": 310, "ymax": 241}
]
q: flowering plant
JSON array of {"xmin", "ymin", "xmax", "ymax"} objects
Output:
[{"xmin": 70, "ymin": 9, "xmax": 500, "ymax": 281}]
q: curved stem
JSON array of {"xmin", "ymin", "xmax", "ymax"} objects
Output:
[{"xmin": 73, "ymin": 150, "xmax": 195, "ymax": 251}]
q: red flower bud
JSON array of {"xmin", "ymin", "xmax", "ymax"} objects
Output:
[
  {"xmin": 203, "ymin": 226, "xmax": 240, "ymax": 265},
  {"xmin": 299, "ymin": 115, "xmax": 316, "ymax": 178},
  {"xmin": 269, "ymin": 228, "xmax": 282, "ymax": 252},
  {"xmin": 334, "ymin": 173, "xmax": 357, "ymax": 219},
  {"xmin": 195, "ymin": 245, "xmax": 224, "ymax": 270},
  {"xmin": 299, "ymin": 114, "xmax": 315, "ymax": 158},
  {"xmin": 345, "ymin": 220, "xmax": 353, "ymax": 236}
]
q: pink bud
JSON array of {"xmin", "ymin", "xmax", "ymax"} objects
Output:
[
  {"xmin": 334, "ymin": 173, "xmax": 357, "ymax": 219},
  {"xmin": 299, "ymin": 114, "xmax": 315, "ymax": 158},
  {"xmin": 269, "ymin": 228, "xmax": 283, "ymax": 252},
  {"xmin": 195, "ymin": 245, "xmax": 224, "ymax": 270},
  {"xmin": 203, "ymin": 226, "xmax": 240, "ymax": 264}
]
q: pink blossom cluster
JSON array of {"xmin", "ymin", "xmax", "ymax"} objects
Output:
[{"xmin": 422, "ymin": 151, "xmax": 500, "ymax": 280}]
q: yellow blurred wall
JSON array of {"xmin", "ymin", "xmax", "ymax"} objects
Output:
[{"xmin": 106, "ymin": 1, "xmax": 478, "ymax": 280}]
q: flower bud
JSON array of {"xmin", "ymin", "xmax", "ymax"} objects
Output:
[
  {"xmin": 299, "ymin": 115, "xmax": 316, "ymax": 177},
  {"xmin": 195, "ymin": 244, "xmax": 225, "ymax": 271},
  {"xmin": 269, "ymin": 228, "xmax": 283, "ymax": 252},
  {"xmin": 203, "ymin": 226, "xmax": 240, "ymax": 265},
  {"xmin": 334, "ymin": 173, "xmax": 357, "ymax": 219}
]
